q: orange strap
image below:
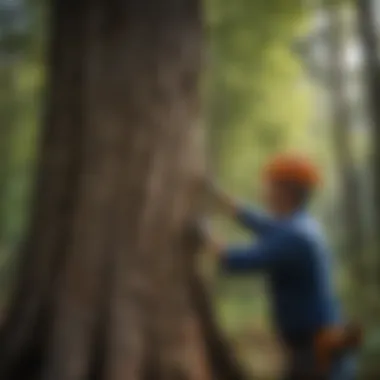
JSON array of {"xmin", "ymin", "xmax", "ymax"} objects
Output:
[{"xmin": 314, "ymin": 323, "xmax": 363, "ymax": 374}]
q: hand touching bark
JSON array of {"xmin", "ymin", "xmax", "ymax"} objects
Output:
[
  {"xmin": 185, "ymin": 217, "xmax": 223, "ymax": 258},
  {"xmin": 204, "ymin": 179, "xmax": 237, "ymax": 217}
]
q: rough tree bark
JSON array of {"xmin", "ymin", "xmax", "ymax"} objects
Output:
[
  {"xmin": 0, "ymin": 1, "xmax": 245, "ymax": 380},
  {"xmin": 325, "ymin": 4, "xmax": 366, "ymax": 282}
]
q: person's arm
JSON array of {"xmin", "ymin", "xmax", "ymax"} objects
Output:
[
  {"xmin": 205, "ymin": 180, "xmax": 277, "ymax": 235},
  {"xmin": 234, "ymin": 203, "xmax": 277, "ymax": 236},
  {"xmin": 218, "ymin": 232, "xmax": 304, "ymax": 274}
]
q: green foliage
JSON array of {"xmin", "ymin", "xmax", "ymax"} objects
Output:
[{"xmin": 205, "ymin": 0, "xmax": 313, "ymax": 200}]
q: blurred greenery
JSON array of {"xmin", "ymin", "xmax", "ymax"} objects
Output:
[{"xmin": 0, "ymin": 0, "xmax": 378, "ymax": 378}]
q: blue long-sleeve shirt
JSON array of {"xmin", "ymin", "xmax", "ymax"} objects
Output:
[{"xmin": 221, "ymin": 205, "xmax": 341, "ymax": 338}]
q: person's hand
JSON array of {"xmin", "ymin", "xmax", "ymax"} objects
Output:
[
  {"xmin": 206, "ymin": 236, "xmax": 223, "ymax": 258},
  {"xmin": 204, "ymin": 179, "xmax": 237, "ymax": 217},
  {"xmin": 199, "ymin": 218, "xmax": 223, "ymax": 258},
  {"xmin": 190, "ymin": 217, "xmax": 223, "ymax": 258}
]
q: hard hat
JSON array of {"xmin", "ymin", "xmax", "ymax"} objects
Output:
[{"xmin": 263, "ymin": 153, "xmax": 320, "ymax": 189}]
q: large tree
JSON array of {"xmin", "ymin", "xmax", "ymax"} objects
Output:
[{"xmin": 0, "ymin": 1, "xmax": 245, "ymax": 379}]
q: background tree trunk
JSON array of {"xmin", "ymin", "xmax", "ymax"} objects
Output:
[
  {"xmin": 325, "ymin": 3, "xmax": 366, "ymax": 287},
  {"xmin": 0, "ymin": 1, "xmax": 245, "ymax": 380},
  {"xmin": 356, "ymin": 0, "xmax": 380, "ymax": 275},
  {"xmin": 0, "ymin": 65, "xmax": 15, "ymax": 245}
]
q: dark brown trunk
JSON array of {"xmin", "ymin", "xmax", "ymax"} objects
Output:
[
  {"xmin": 183, "ymin": 227, "xmax": 248, "ymax": 380},
  {"xmin": 0, "ymin": 1, "xmax": 246, "ymax": 380}
]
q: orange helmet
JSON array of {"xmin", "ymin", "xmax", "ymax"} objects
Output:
[{"xmin": 263, "ymin": 153, "xmax": 320, "ymax": 190}]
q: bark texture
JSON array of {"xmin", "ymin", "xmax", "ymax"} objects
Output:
[{"xmin": 0, "ymin": 1, "xmax": 246, "ymax": 380}]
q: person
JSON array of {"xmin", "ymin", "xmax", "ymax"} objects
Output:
[{"xmin": 202, "ymin": 154, "xmax": 359, "ymax": 380}]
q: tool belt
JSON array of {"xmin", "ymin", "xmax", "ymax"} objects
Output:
[
  {"xmin": 284, "ymin": 322, "xmax": 362, "ymax": 379},
  {"xmin": 314, "ymin": 322, "xmax": 363, "ymax": 375}
]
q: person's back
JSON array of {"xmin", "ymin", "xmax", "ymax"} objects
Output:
[{"xmin": 265, "ymin": 211, "xmax": 341, "ymax": 341}]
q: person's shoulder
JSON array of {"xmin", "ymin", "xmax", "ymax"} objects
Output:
[
  {"xmin": 289, "ymin": 213, "xmax": 326, "ymax": 248},
  {"xmin": 272, "ymin": 222, "xmax": 311, "ymax": 250}
]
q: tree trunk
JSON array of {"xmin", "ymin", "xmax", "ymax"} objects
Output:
[
  {"xmin": 0, "ymin": 65, "xmax": 15, "ymax": 245},
  {"xmin": 356, "ymin": 0, "xmax": 380, "ymax": 270},
  {"xmin": 325, "ymin": 4, "xmax": 366, "ymax": 284},
  {"xmin": 0, "ymin": 1, "xmax": 246, "ymax": 379}
]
